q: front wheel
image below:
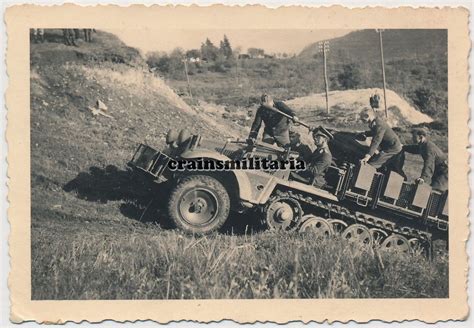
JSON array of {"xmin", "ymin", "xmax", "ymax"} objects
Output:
[{"xmin": 168, "ymin": 175, "xmax": 230, "ymax": 234}]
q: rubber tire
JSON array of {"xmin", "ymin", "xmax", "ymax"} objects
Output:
[{"xmin": 168, "ymin": 175, "xmax": 230, "ymax": 234}]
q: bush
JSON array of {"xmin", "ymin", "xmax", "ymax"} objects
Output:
[
  {"xmin": 336, "ymin": 63, "xmax": 362, "ymax": 90},
  {"xmin": 409, "ymin": 87, "xmax": 445, "ymax": 117}
]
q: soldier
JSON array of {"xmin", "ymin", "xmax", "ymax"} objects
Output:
[
  {"xmin": 74, "ymin": 29, "xmax": 81, "ymax": 40},
  {"xmin": 62, "ymin": 29, "xmax": 77, "ymax": 46},
  {"xmin": 83, "ymin": 29, "xmax": 93, "ymax": 42},
  {"xmin": 249, "ymin": 94, "xmax": 299, "ymax": 147},
  {"xmin": 403, "ymin": 128, "xmax": 448, "ymax": 191},
  {"xmin": 32, "ymin": 29, "xmax": 44, "ymax": 43},
  {"xmin": 289, "ymin": 130, "xmax": 312, "ymax": 162},
  {"xmin": 358, "ymin": 108, "xmax": 404, "ymax": 175},
  {"xmin": 307, "ymin": 127, "xmax": 334, "ymax": 187},
  {"xmin": 369, "ymin": 92, "xmax": 381, "ymax": 110}
]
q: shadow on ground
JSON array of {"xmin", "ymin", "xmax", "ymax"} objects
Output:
[
  {"xmin": 63, "ymin": 165, "xmax": 170, "ymax": 225},
  {"xmin": 64, "ymin": 165, "xmax": 262, "ymax": 234}
]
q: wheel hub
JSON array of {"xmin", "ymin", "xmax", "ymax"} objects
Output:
[{"xmin": 179, "ymin": 189, "xmax": 218, "ymax": 226}]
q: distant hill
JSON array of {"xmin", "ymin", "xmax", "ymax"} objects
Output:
[
  {"xmin": 299, "ymin": 29, "xmax": 447, "ymax": 62},
  {"xmin": 297, "ymin": 29, "xmax": 448, "ymax": 121}
]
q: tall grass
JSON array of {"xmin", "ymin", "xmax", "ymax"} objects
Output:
[{"xmin": 32, "ymin": 228, "xmax": 448, "ymax": 300}]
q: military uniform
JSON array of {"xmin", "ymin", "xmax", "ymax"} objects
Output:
[
  {"xmin": 249, "ymin": 100, "xmax": 296, "ymax": 147},
  {"xmin": 365, "ymin": 116, "xmax": 403, "ymax": 168},
  {"xmin": 308, "ymin": 147, "xmax": 333, "ymax": 187},
  {"xmin": 403, "ymin": 140, "xmax": 448, "ymax": 191},
  {"xmin": 33, "ymin": 29, "xmax": 44, "ymax": 43}
]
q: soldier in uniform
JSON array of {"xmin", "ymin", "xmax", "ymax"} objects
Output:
[
  {"xmin": 403, "ymin": 128, "xmax": 448, "ymax": 191},
  {"xmin": 84, "ymin": 29, "xmax": 93, "ymax": 42},
  {"xmin": 358, "ymin": 108, "xmax": 405, "ymax": 176},
  {"xmin": 305, "ymin": 126, "xmax": 334, "ymax": 187},
  {"xmin": 62, "ymin": 29, "xmax": 77, "ymax": 46},
  {"xmin": 249, "ymin": 94, "xmax": 299, "ymax": 147},
  {"xmin": 32, "ymin": 29, "xmax": 45, "ymax": 43},
  {"xmin": 289, "ymin": 131, "xmax": 312, "ymax": 162}
]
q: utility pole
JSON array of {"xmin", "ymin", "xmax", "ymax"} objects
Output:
[
  {"xmin": 376, "ymin": 29, "xmax": 388, "ymax": 118},
  {"xmin": 319, "ymin": 41, "xmax": 330, "ymax": 114},
  {"xmin": 183, "ymin": 57, "xmax": 194, "ymax": 104}
]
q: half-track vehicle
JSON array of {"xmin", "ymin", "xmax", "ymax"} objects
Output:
[{"xmin": 128, "ymin": 129, "xmax": 448, "ymax": 254}]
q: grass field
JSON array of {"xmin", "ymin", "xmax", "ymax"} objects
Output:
[
  {"xmin": 30, "ymin": 30, "xmax": 449, "ymax": 300},
  {"xmin": 32, "ymin": 216, "xmax": 448, "ymax": 299}
]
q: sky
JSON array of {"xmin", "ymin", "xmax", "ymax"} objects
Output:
[{"xmin": 106, "ymin": 29, "xmax": 353, "ymax": 55}]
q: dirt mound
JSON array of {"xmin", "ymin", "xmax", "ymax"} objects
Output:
[
  {"xmin": 30, "ymin": 29, "xmax": 145, "ymax": 67},
  {"xmin": 30, "ymin": 31, "xmax": 243, "ymax": 195},
  {"xmin": 287, "ymin": 88, "xmax": 433, "ymax": 128}
]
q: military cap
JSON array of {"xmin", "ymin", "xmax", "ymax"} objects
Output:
[{"xmin": 312, "ymin": 126, "xmax": 334, "ymax": 140}]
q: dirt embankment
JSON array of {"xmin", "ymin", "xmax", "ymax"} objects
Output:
[
  {"xmin": 287, "ymin": 88, "xmax": 433, "ymax": 128},
  {"xmin": 30, "ymin": 30, "xmax": 244, "ymax": 241}
]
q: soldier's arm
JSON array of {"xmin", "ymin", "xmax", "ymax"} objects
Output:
[
  {"xmin": 368, "ymin": 124, "xmax": 386, "ymax": 156},
  {"xmin": 299, "ymin": 145, "xmax": 313, "ymax": 163},
  {"xmin": 274, "ymin": 101, "xmax": 295, "ymax": 117},
  {"xmin": 402, "ymin": 144, "xmax": 420, "ymax": 154},
  {"xmin": 249, "ymin": 107, "xmax": 263, "ymax": 139},
  {"xmin": 420, "ymin": 146, "xmax": 435, "ymax": 184}
]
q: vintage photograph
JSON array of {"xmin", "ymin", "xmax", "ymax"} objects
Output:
[
  {"xmin": 6, "ymin": 4, "xmax": 469, "ymax": 324},
  {"xmin": 30, "ymin": 27, "xmax": 449, "ymax": 300}
]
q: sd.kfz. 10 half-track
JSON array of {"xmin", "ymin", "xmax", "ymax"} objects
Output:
[{"xmin": 127, "ymin": 130, "xmax": 448, "ymax": 255}]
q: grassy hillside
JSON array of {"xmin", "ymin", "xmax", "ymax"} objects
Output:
[
  {"xmin": 30, "ymin": 30, "xmax": 448, "ymax": 300},
  {"xmin": 161, "ymin": 29, "xmax": 447, "ymax": 122},
  {"xmin": 299, "ymin": 29, "xmax": 447, "ymax": 62}
]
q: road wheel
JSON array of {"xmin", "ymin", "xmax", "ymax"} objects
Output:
[
  {"xmin": 342, "ymin": 224, "xmax": 373, "ymax": 247},
  {"xmin": 381, "ymin": 234, "xmax": 411, "ymax": 253},
  {"xmin": 168, "ymin": 175, "xmax": 230, "ymax": 234},
  {"xmin": 299, "ymin": 215, "xmax": 333, "ymax": 237},
  {"xmin": 370, "ymin": 228, "xmax": 388, "ymax": 245},
  {"xmin": 328, "ymin": 219, "xmax": 348, "ymax": 235}
]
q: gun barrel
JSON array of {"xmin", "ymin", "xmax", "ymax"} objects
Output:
[{"xmin": 261, "ymin": 104, "xmax": 311, "ymax": 130}]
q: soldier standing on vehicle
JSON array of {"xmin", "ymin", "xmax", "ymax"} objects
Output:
[
  {"xmin": 358, "ymin": 108, "xmax": 404, "ymax": 172},
  {"xmin": 249, "ymin": 94, "xmax": 299, "ymax": 147},
  {"xmin": 308, "ymin": 126, "xmax": 334, "ymax": 187},
  {"xmin": 403, "ymin": 128, "xmax": 448, "ymax": 191}
]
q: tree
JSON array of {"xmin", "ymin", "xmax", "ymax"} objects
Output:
[
  {"xmin": 233, "ymin": 46, "xmax": 242, "ymax": 57},
  {"xmin": 201, "ymin": 38, "xmax": 219, "ymax": 62},
  {"xmin": 409, "ymin": 87, "xmax": 444, "ymax": 117},
  {"xmin": 247, "ymin": 48, "xmax": 265, "ymax": 58},
  {"xmin": 337, "ymin": 63, "xmax": 362, "ymax": 90},
  {"xmin": 219, "ymin": 35, "xmax": 233, "ymax": 59},
  {"xmin": 185, "ymin": 49, "xmax": 201, "ymax": 60},
  {"xmin": 146, "ymin": 51, "xmax": 167, "ymax": 69}
]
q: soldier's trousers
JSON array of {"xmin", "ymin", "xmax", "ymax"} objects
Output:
[
  {"xmin": 431, "ymin": 165, "xmax": 448, "ymax": 191},
  {"xmin": 368, "ymin": 149, "xmax": 406, "ymax": 179},
  {"xmin": 262, "ymin": 131, "xmax": 290, "ymax": 147}
]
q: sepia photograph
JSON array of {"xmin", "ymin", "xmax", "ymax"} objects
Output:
[
  {"xmin": 30, "ymin": 27, "xmax": 449, "ymax": 300},
  {"xmin": 6, "ymin": 4, "xmax": 470, "ymax": 324}
]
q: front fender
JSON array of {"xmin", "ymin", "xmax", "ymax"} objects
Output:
[{"xmin": 180, "ymin": 150, "xmax": 253, "ymax": 202}]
